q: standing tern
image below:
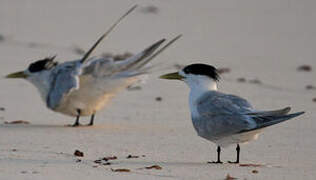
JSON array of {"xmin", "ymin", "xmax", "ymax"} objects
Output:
[
  {"xmin": 160, "ymin": 63, "xmax": 304, "ymax": 163},
  {"xmin": 5, "ymin": 5, "xmax": 182, "ymax": 126}
]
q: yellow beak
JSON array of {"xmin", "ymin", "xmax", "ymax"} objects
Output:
[
  {"xmin": 5, "ymin": 71, "xmax": 28, "ymax": 79},
  {"xmin": 159, "ymin": 72, "xmax": 184, "ymax": 80}
]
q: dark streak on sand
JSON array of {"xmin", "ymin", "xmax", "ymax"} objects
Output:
[{"xmin": 4, "ymin": 120, "xmax": 30, "ymax": 124}]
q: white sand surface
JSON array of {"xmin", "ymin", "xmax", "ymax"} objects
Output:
[{"xmin": 0, "ymin": 0, "xmax": 315, "ymax": 179}]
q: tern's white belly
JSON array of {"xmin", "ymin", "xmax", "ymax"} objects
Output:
[
  {"xmin": 53, "ymin": 76, "xmax": 138, "ymax": 116},
  {"xmin": 212, "ymin": 129, "xmax": 262, "ymax": 147}
]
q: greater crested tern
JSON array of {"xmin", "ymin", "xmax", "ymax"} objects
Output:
[
  {"xmin": 160, "ymin": 63, "xmax": 304, "ymax": 163},
  {"xmin": 5, "ymin": 5, "xmax": 182, "ymax": 126}
]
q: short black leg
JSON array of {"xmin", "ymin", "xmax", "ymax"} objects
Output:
[
  {"xmin": 72, "ymin": 109, "xmax": 81, "ymax": 127},
  {"xmin": 228, "ymin": 144, "xmax": 240, "ymax": 164},
  {"xmin": 208, "ymin": 146, "xmax": 223, "ymax": 164},
  {"xmin": 88, "ymin": 114, "xmax": 95, "ymax": 126}
]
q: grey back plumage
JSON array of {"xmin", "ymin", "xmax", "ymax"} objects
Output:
[
  {"xmin": 193, "ymin": 91, "xmax": 304, "ymax": 141},
  {"xmin": 193, "ymin": 91, "xmax": 255, "ymax": 139}
]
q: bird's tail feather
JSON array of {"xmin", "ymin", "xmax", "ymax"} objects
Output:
[
  {"xmin": 117, "ymin": 38, "xmax": 166, "ymax": 72},
  {"xmin": 240, "ymin": 111, "xmax": 305, "ymax": 133},
  {"xmin": 246, "ymin": 106, "xmax": 291, "ymax": 116},
  {"xmin": 115, "ymin": 34, "xmax": 182, "ymax": 77}
]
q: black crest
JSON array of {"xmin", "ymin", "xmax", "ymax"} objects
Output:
[
  {"xmin": 28, "ymin": 56, "xmax": 58, "ymax": 73},
  {"xmin": 183, "ymin": 63, "xmax": 220, "ymax": 81}
]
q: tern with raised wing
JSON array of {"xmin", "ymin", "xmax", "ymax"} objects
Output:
[{"xmin": 6, "ymin": 5, "xmax": 182, "ymax": 126}]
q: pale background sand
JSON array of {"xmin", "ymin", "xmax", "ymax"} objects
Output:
[{"xmin": 0, "ymin": 0, "xmax": 315, "ymax": 179}]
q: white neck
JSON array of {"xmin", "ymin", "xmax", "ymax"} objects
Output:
[
  {"xmin": 184, "ymin": 75, "xmax": 218, "ymax": 117},
  {"xmin": 26, "ymin": 71, "xmax": 52, "ymax": 103}
]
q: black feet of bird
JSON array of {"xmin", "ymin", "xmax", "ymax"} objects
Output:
[
  {"xmin": 69, "ymin": 110, "xmax": 95, "ymax": 127},
  {"xmin": 208, "ymin": 144, "xmax": 240, "ymax": 164}
]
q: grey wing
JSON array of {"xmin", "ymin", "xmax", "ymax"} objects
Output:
[
  {"xmin": 240, "ymin": 107, "xmax": 304, "ymax": 132},
  {"xmin": 195, "ymin": 92, "xmax": 256, "ymax": 138},
  {"xmin": 47, "ymin": 63, "xmax": 81, "ymax": 109},
  {"xmin": 81, "ymin": 38, "xmax": 167, "ymax": 79}
]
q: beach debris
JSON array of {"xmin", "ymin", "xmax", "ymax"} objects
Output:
[
  {"xmin": 297, "ymin": 65, "xmax": 312, "ymax": 72},
  {"xmin": 217, "ymin": 67, "xmax": 231, "ymax": 74},
  {"xmin": 94, "ymin": 156, "xmax": 117, "ymax": 165},
  {"xmin": 306, "ymin": 85, "xmax": 316, "ymax": 90},
  {"xmin": 12, "ymin": 149, "xmax": 17, "ymax": 152},
  {"xmin": 102, "ymin": 156, "xmax": 117, "ymax": 161},
  {"xmin": 0, "ymin": 107, "xmax": 5, "ymax": 111},
  {"xmin": 174, "ymin": 63, "xmax": 185, "ymax": 70},
  {"xmin": 0, "ymin": 34, "xmax": 5, "ymax": 42},
  {"xmin": 127, "ymin": 85, "xmax": 142, "ymax": 91},
  {"xmin": 225, "ymin": 174, "xmax": 237, "ymax": 180},
  {"xmin": 140, "ymin": 5, "xmax": 159, "ymax": 14},
  {"xmin": 27, "ymin": 42, "xmax": 40, "ymax": 48},
  {"xmin": 73, "ymin": 46, "xmax": 85, "ymax": 55},
  {"xmin": 155, "ymin": 97, "xmax": 162, "ymax": 102},
  {"xmin": 94, "ymin": 160, "xmax": 102, "ymax": 164},
  {"xmin": 239, "ymin": 163, "xmax": 263, "ymax": 167},
  {"xmin": 111, "ymin": 168, "xmax": 131, "ymax": 172},
  {"xmin": 237, "ymin": 78, "xmax": 246, "ymax": 83},
  {"xmin": 252, "ymin": 169, "xmax": 259, "ymax": 174},
  {"xmin": 248, "ymin": 79, "xmax": 262, "ymax": 84},
  {"xmin": 145, "ymin": 165, "xmax": 162, "ymax": 170},
  {"xmin": 4, "ymin": 120, "xmax": 30, "ymax": 124},
  {"xmin": 313, "ymin": 98, "xmax": 316, "ymax": 102},
  {"xmin": 21, "ymin": 171, "xmax": 28, "ymax": 174},
  {"xmin": 126, "ymin": 154, "xmax": 139, "ymax": 159},
  {"xmin": 74, "ymin": 150, "xmax": 84, "ymax": 157}
]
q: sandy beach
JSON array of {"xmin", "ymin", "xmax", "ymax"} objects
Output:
[{"xmin": 0, "ymin": 0, "xmax": 315, "ymax": 179}]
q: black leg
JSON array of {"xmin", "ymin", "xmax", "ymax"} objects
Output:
[
  {"xmin": 228, "ymin": 144, "xmax": 240, "ymax": 164},
  {"xmin": 72, "ymin": 109, "xmax": 81, "ymax": 127},
  {"xmin": 88, "ymin": 114, "xmax": 95, "ymax": 126},
  {"xmin": 208, "ymin": 146, "xmax": 223, "ymax": 164}
]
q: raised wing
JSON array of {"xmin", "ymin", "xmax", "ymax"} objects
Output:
[
  {"xmin": 81, "ymin": 35, "xmax": 182, "ymax": 79},
  {"xmin": 47, "ymin": 62, "xmax": 81, "ymax": 109},
  {"xmin": 194, "ymin": 91, "xmax": 255, "ymax": 138}
]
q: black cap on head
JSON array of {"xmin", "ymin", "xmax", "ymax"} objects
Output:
[
  {"xmin": 28, "ymin": 56, "xmax": 58, "ymax": 73},
  {"xmin": 183, "ymin": 63, "xmax": 220, "ymax": 81}
]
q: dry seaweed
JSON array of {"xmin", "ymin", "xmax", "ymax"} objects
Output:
[
  {"xmin": 111, "ymin": 168, "xmax": 130, "ymax": 172},
  {"xmin": 103, "ymin": 156, "xmax": 117, "ymax": 161},
  {"xmin": 74, "ymin": 150, "xmax": 84, "ymax": 157},
  {"xmin": 306, "ymin": 85, "xmax": 316, "ymax": 90},
  {"xmin": 140, "ymin": 5, "xmax": 159, "ymax": 14},
  {"xmin": 225, "ymin": 174, "xmax": 237, "ymax": 180},
  {"xmin": 217, "ymin": 67, "xmax": 231, "ymax": 74},
  {"xmin": 237, "ymin": 78, "xmax": 246, "ymax": 83},
  {"xmin": 4, "ymin": 120, "xmax": 30, "ymax": 124},
  {"xmin": 297, "ymin": 65, "xmax": 312, "ymax": 72},
  {"xmin": 126, "ymin": 155, "xmax": 139, "ymax": 159},
  {"xmin": 145, "ymin": 165, "xmax": 162, "ymax": 170},
  {"xmin": 252, "ymin": 169, "xmax": 259, "ymax": 174},
  {"xmin": 239, "ymin": 163, "xmax": 263, "ymax": 167}
]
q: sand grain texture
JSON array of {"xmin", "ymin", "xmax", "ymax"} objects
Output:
[{"xmin": 0, "ymin": 0, "xmax": 315, "ymax": 179}]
